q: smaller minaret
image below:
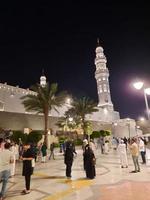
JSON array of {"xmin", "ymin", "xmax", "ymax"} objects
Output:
[
  {"xmin": 40, "ymin": 69, "xmax": 46, "ymax": 87},
  {"xmin": 95, "ymin": 40, "xmax": 113, "ymax": 110}
]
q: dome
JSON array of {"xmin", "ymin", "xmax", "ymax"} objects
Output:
[
  {"xmin": 40, "ymin": 74, "xmax": 46, "ymax": 87},
  {"xmin": 40, "ymin": 75, "xmax": 46, "ymax": 81},
  {"xmin": 96, "ymin": 46, "xmax": 104, "ymax": 53}
]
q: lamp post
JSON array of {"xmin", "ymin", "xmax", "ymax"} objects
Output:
[{"xmin": 133, "ymin": 81, "xmax": 150, "ymax": 120}]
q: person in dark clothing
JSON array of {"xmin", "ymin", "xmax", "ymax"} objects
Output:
[
  {"xmin": 31, "ymin": 144, "xmax": 39, "ymax": 162},
  {"xmin": 21, "ymin": 143, "xmax": 34, "ymax": 195},
  {"xmin": 49, "ymin": 143, "xmax": 55, "ymax": 160},
  {"xmin": 64, "ymin": 140, "xmax": 76, "ymax": 178},
  {"xmin": 83, "ymin": 144, "xmax": 96, "ymax": 179},
  {"xmin": 41, "ymin": 143, "xmax": 47, "ymax": 163},
  {"xmin": 99, "ymin": 137, "xmax": 104, "ymax": 154}
]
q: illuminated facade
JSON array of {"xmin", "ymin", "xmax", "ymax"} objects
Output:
[{"xmin": 0, "ymin": 44, "xmax": 120, "ymax": 132}]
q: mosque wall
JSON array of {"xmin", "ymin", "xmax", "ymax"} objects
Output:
[{"xmin": 0, "ymin": 111, "xmax": 114, "ymax": 134}]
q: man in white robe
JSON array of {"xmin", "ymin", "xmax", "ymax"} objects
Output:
[{"xmin": 117, "ymin": 140, "xmax": 128, "ymax": 168}]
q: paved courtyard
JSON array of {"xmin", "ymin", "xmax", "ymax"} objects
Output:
[{"xmin": 5, "ymin": 147, "xmax": 150, "ymax": 200}]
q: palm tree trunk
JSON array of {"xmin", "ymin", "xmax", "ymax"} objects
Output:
[
  {"xmin": 44, "ymin": 109, "xmax": 48, "ymax": 146},
  {"xmin": 82, "ymin": 116, "xmax": 87, "ymax": 139}
]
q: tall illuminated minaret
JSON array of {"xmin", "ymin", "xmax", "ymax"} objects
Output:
[
  {"xmin": 95, "ymin": 39, "xmax": 114, "ymax": 110},
  {"xmin": 40, "ymin": 69, "xmax": 46, "ymax": 87}
]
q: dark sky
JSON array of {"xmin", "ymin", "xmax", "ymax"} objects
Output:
[{"xmin": 0, "ymin": 1, "xmax": 150, "ymax": 119}]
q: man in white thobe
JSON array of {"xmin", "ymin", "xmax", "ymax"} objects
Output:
[{"xmin": 117, "ymin": 140, "xmax": 128, "ymax": 168}]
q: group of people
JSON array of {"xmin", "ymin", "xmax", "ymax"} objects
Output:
[
  {"xmin": 0, "ymin": 137, "xmax": 97, "ymax": 199},
  {"xmin": 117, "ymin": 136, "xmax": 147, "ymax": 173},
  {"xmin": 0, "ymin": 138, "xmax": 35, "ymax": 198},
  {"xmin": 1, "ymin": 135, "xmax": 147, "ymax": 199},
  {"xmin": 19, "ymin": 140, "xmax": 56, "ymax": 164},
  {"xmin": 0, "ymin": 138, "xmax": 51, "ymax": 198},
  {"xmin": 64, "ymin": 138, "xmax": 96, "ymax": 179}
]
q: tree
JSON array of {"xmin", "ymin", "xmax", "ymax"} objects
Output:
[
  {"xmin": 91, "ymin": 130, "xmax": 111, "ymax": 139},
  {"xmin": 66, "ymin": 97, "xmax": 98, "ymax": 136},
  {"xmin": 84, "ymin": 121, "xmax": 93, "ymax": 141},
  {"xmin": 21, "ymin": 83, "xmax": 66, "ymax": 145},
  {"xmin": 90, "ymin": 131, "xmax": 100, "ymax": 139}
]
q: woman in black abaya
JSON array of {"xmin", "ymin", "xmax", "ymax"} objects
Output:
[{"xmin": 83, "ymin": 145, "xmax": 96, "ymax": 179}]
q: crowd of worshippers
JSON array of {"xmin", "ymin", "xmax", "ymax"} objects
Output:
[
  {"xmin": 0, "ymin": 138, "xmax": 54, "ymax": 198},
  {"xmin": 0, "ymin": 137, "xmax": 97, "ymax": 199},
  {"xmin": 0, "ymin": 135, "xmax": 148, "ymax": 199}
]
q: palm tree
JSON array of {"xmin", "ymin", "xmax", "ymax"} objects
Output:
[
  {"xmin": 56, "ymin": 116, "xmax": 78, "ymax": 132},
  {"xmin": 21, "ymin": 83, "xmax": 66, "ymax": 145},
  {"xmin": 66, "ymin": 97, "xmax": 98, "ymax": 136}
]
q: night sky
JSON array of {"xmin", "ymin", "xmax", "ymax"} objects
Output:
[{"xmin": 0, "ymin": 2, "xmax": 150, "ymax": 119}]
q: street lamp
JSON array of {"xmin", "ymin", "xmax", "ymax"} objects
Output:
[
  {"xmin": 139, "ymin": 117, "xmax": 145, "ymax": 122},
  {"xmin": 133, "ymin": 81, "xmax": 150, "ymax": 120}
]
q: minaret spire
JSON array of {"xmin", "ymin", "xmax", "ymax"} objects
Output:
[
  {"xmin": 97, "ymin": 38, "xmax": 100, "ymax": 46},
  {"xmin": 94, "ymin": 43, "xmax": 114, "ymax": 110},
  {"xmin": 40, "ymin": 68, "xmax": 46, "ymax": 87},
  {"xmin": 42, "ymin": 68, "xmax": 45, "ymax": 76}
]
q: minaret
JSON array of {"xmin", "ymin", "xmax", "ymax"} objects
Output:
[
  {"xmin": 95, "ymin": 40, "xmax": 114, "ymax": 110},
  {"xmin": 40, "ymin": 69, "xmax": 46, "ymax": 87}
]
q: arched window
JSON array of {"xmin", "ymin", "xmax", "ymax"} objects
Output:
[
  {"xmin": 103, "ymin": 84, "xmax": 107, "ymax": 92},
  {"xmin": 99, "ymin": 85, "xmax": 103, "ymax": 93}
]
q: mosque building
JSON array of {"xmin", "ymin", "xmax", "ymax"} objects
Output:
[{"xmin": 0, "ymin": 43, "xmax": 140, "ymax": 137}]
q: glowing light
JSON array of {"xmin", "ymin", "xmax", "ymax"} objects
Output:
[
  {"xmin": 133, "ymin": 81, "xmax": 144, "ymax": 90},
  {"xmin": 139, "ymin": 117, "xmax": 145, "ymax": 121},
  {"xmin": 68, "ymin": 117, "xmax": 73, "ymax": 122},
  {"xmin": 145, "ymin": 88, "xmax": 150, "ymax": 95},
  {"xmin": 66, "ymin": 98, "xmax": 71, "ymax": 104},
  {"xmin": 104, "ymin": 108, "xmax": 108, "ymax": 114}
]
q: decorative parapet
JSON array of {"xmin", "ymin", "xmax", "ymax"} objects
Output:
[{"xmin": 0, "ymin": 83, "xmax": 36, "ymax": 96}]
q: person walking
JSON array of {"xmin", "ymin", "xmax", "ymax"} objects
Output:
[
  {"xmin": 99, "ymin": 137, "xmax": 105, "ymax": 154},
  {"xmin": 139, "ymin": 137, "xmax": 146, "ymax": 164},
  {"xmin": 41, "ymin": 142, "xmax": 47, "ymax": 163},
  {"xmin": 64, "ymin": 140, "xmax": 76, "ymax": 178},
  {"xmin": 49, "ymin": 143, "xmax": 55, "ymax": 160},
  {"xmin": 117, "ymin": 140, "xmax": 128, "ymax": 168},
  {"xmin": 104, "ymin": 139, "xmax": 109, "ymax": 154},
  {"xmin": 21, "ymin": 143, "xmax": 34, "ymax": 195},
  {"xmin": 83, "ymin": 144, "xmax": 96, "ymax": 179},
  {"xmin": 0, "ymin": 142, "xmax": 14, "ymax": 200},
  {"xmin": 37, "ymin": 143, "xmax": 42, "ymax": 162},
  {"xmin": 129, "ymin": 138, "xmax": 140, "ymax": 173}
]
